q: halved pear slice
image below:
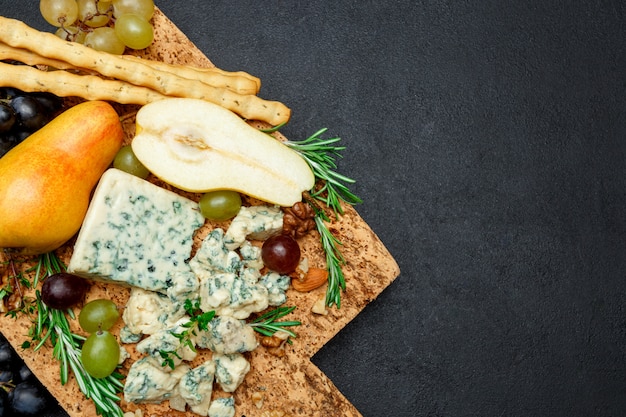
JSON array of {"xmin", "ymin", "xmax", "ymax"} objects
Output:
[{"xmin": 131, "ymin": 98, "xmax": 315, "ymax": 206}]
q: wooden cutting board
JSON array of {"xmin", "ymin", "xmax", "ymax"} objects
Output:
[{"xmin": 0, "ymin": 8, "xmax": 400, "ymax": 417}]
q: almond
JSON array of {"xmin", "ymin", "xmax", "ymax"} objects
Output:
[{"xmin": 291, "ymin": 267, "xmax": 328, "ymax": 292}]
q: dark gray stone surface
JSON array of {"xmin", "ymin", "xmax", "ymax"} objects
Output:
[{"xmin": 3, "ymin": 2, "xmax": 626, "ymax": 416}]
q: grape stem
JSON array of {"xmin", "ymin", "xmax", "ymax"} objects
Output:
[{"xmin": 29, "ymin": 253, "xmax": 124, "ymax": 417}]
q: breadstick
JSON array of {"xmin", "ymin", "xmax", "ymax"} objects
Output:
[
  {"xmin": 0, "ymin": 61, "xmax": 167, "ymax": 104},
  {"xmin": 0, "ymin": 16, "xmax": 290, "ymax": 125},
  {"xmin": 0, "ymin": 42, "xmax": 260, "ymax": 95},
  {"xmin": 0, "ymin": 43, "xmax": 77, "ymax": 71},
  {"xmin": 120, "ymin": 55, "xmax": 261, "ymax": 95}
]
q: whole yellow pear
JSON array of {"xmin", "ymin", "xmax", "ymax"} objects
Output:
[{"xmin": 0, "ymin": 100, "xmax": 124, "ymax": 255}]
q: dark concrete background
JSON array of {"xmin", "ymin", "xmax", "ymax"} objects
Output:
[{"xmin": 3, "ymin": 1, "xmax": 626, "ymax": 416}]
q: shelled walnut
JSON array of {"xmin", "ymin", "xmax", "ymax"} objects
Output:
[
  {"xmin": 282, "ymin": 202, "xmax": 316, "ymax": 239},
  {"xmin": 260, "ymin": 331, "xmax": 290, "ymax": 357}
]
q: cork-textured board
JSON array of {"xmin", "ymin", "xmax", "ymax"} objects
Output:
[{"xmin": 0, "ymin": 8, "xmax": 400, "ymax": 417}]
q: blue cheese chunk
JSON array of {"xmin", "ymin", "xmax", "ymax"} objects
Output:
[
  {"xmin": 189, "ymin": 229, "xmax": 243, "ymax": 274},
  {"xmin": 136, "ymin": 319, "xmax": 198, "ymax": 368},
  {"xmin": 178, "ymin": 360, "xmax": 216, "ymax": 416},
  {"xmin": 166, "ymin": 271, "xmax": 200, "ymax": 304},
  {"xmin": 223, "ymin": 205, "xmax": 283, "ymax": 250},
  {"xmin": 67, "ymin": 168, "xmax": 204, "ymax": 293},
  {"xmin": 198, "ymin": 272, "xmax": 269, "ymax": 319},
  {"xmin": 213, "ymin": 353, "xmax": 250, "ymax": 393},
  {"xmin": 122, "ymin": 288, "xmax": 187, "ymax": 336},
  {"xmin": 259, "ymin": 271, "xmax": 290, "ymax": 306},
  {"xmin": 239, "ymin": 241, "xmax": 263, "ymax": 270},
  {"xmin": 124, "ymin": 357, "xmax": 189, "ymax": 404},
  {"xmin": 194, "ymin": 315, "xmax": 258, "ymax": 354},
  {"xmin": 208, "ymin": 397, "xmax": 235, "ymax": 417}
]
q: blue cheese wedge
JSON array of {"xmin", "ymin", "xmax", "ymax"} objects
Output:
[{"xmin": 67, "ymin": 168, "xmax": 204, "ymax": 293}]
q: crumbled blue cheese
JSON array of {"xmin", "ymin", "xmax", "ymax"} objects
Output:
[
  {"xmin": 124, "ymin": 357, "xmax": 189, "ymax": 404},
  {"xmin": 198, "ymin": 272, "xmax": 269, "ymax": 319},
  {"xmin": 119, "ymin": 326, "xmax": 141, "ymax": 344},
  {"xmin": 213, "ymin": 353, "xmax": 250, "ymax": 393},
  {"xmin": 189, "ymin": 229, "xmax": 243, "ymax": 275},
  {"xmin": 122, "ymin": 288, "xmax": 187, "ymax": 337},
  {"xmin": 208, "ymin": 396, "xmax": 235, "ymax": 417},
  {"xmin": 118, "ymin": 345, "xmax": 130, "ymax": 365},
  {"xmin": 165, "ymin": 271, "xmax": 200, "ymax": 304},
  {"xmin": 259, "ymin": 271, "xmax": 291, "ymax": 306},
  {"xmin": 136, "ymin": 319, "xmax": 197, "ymax": 368},
  {"xmin": 178, "ymin": 360, "xmax": 216, "ymax": 415},
  {"xmin": 113, "ymin": 200, "xmax": 289, "ymax": 415},
  {"xmin": 191, "ymin": 216, "xmax": 292, "ymax": 319},
  {"xmin": 239, "ymin": 241, "xmax": 263, "ymax": 270},
  {"xmin": 223, "ymin": 205, "xmax": 283, "ymax": 250},
  {"xmin": 194, "ymin": 315, "xmax": 258, "ymax": 354},
  {"xmin": 67, "ymin": 168, "xmax": 204, "ymax": 293}
]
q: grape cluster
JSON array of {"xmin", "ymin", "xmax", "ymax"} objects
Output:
[
  {"xmin": 0, "ymin": 86, "xmax": 64, "ymax": 158},
  {"xmin": 0, "ymin": 334, "xmax": 54, "ymax": 416},
  {"xmin": 40, "ymin": 0, "xmax": 156, "ymax": 54},
  {"xmin": 78, "ymin": 299, "xmax": 121, "ymax": 379},
  {"xmin": 40, "ymin": 272, "xmax": 121, "ymax": 380}
]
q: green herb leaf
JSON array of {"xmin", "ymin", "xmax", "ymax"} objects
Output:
[
  {"xmin": 284, "ymin": 128, "xmax": 362, "ymax": 217},
  {"xmin": 313, "ymin": 214, "xmax": 347, "ymax": 307},
  {"xmin": 249, "ymin": 306, "xmax": 300, "ymax": 340},
  {"xmin": 160, "ymin": 299, "xmax": 215, "ymax": 370}
]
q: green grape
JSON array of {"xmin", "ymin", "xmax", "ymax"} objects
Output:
[
  {"xmin": 77, "ymin": 0, "xmax": 112, "ymax": 28},
  {"xmin": 40, "ymin": 0, "xmax": 79, "ymax": 27},
  {"xmin": 81, "ymin": 330, "xmax": 119, "ymax": 379},
  {"xmin": 114, "ymin": 13, "xmax": 154, "ymax": 50},
  {"xmin": 199, "ymin": 190, "xmax": 242, "ymax": 221},
  {"xmin": 112, "ymin": 0, "xmax": 154, "ymax": 21},
  {"xmin": 55, "ymin": 25, "xmax": 86, "ymax": 43},
  {"xmin": 84, "ymin": 27, "xmax": 126, "ymax": 54},
  {"xmin": 78, "ymin": 299, "xmax": 119, "ymax": 333},
  {"xmin": 113, "ymin": 145, "xmax": 150, "ymax": 178}
]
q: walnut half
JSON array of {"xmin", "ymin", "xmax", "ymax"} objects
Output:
[{"xmin": 282, "ymin": 202, "xmax": 316, "ymax": 239}]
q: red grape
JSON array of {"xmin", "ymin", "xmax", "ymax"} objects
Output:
[
  {"xmin": 261, "ymin": 234, "xmax": 301, "ymax": 274},
  {"xmin": 41, "ymin": 273, "xmax": 90, "ymax": 310}
]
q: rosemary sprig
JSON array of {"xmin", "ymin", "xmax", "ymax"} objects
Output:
[
  {"xmin": 249, "ymin": 306, "xmax": 300, "ymax": 339},
  {"xmin": 284, "ymin": 129, "xmax": 360, "ymax": 307},
  {"xmin": 284, "ymin": 128, "xmax": 362, "ymax": 216},
  {"xmin": 159, "ymin": 299, "xmax": 215, "ymax": 370},
  {"xmin": 312, "ymin": 212, "xmax": 347, "ymax": 307},
  {"xmin": 263, "ymin": 127, "xmax": 361, "ymax": 308},
  {"xmin": 28, "ymin": 253, "xmax": 124, "ymax": 417},
  {"xmin": 287, "ymin": 128, "xmax": 359, "ymax": 307}
]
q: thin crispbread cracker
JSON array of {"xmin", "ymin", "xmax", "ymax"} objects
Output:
[{"xmin": 0, "ymin": 8, "xmax": 400, "ymax": 417}]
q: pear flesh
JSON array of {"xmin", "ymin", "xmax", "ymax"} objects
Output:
[{"xmin": 131, "ymin": 98, "xmax": 314, "ymax": 207}]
